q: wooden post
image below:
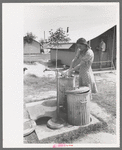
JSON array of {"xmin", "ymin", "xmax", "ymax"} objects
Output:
[
  {"xmin": 56, "ymin": 49, "xmax": 57, "ymax": 68},
  {"xmin": 111, "ymin": 26, "xmax": 115, "ymax": 71},
  {"xmin": 56, "ymin": 69, "xmax": 60, "ymax": 116},
  {"xmin": 47, "ymin": 46, "xmax": 65, "ymax": 129},
  {"xmin": 44, "ymin": 31, "xmax": 45, "ymax": 41}
]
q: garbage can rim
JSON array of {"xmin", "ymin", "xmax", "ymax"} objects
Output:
[
  {"xmin": 59, "ymin": 76, "xmax": 74, "ymax": 79},
  {"xmin": 66, "ymin": 86, "xmax": 90, "ymax": 94}
]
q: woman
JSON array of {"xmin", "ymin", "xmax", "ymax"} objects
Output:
[{"xmin": 63, "ymin": 38, "xmax": 98, "ymax": 93}]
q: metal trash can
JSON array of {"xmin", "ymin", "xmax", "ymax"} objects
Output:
[
  {"xmin": 58, "ymin": 76, "xmax": 75, "ymax": 106},
  {"xmin": 66, "ymin": 87, "xmax": 91, "ymax": 126}
]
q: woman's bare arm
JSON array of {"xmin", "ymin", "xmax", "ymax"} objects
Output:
[
  {"xmin": 69, "ymin": 49, "xmax": 81, "ymax": 70},
  {"xmin": 70, "ymin": 60, "xmax": 84, "ymax": 72}
]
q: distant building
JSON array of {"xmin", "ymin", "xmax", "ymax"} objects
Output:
[
  {"xmin": 50, "ymin": 25, "xmax": 116, "ymax": 70},
  {"xmin": 88, "ymin": 25, "xmax": 116, "ymax": 69},
  {"xmin": 50, "ymin": 43, "xmax": 76, "ymax": 66},
  {"xmin": 24, "ymin": 39, "xmax": 42, "ymax": 54}
]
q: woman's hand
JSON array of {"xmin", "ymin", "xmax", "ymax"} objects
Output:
[
  {"xmin": 61, "ymin": 69, "xmax": 72, "ymax": 77},
  {"xmin": 67, "ymin": 69, "xmax": 72, "ymax": 77},
  {"xmin": 61, "ymin": 69, "xmax": 69, "ymax": 77}
]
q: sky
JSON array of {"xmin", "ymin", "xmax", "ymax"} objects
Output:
[{"xmin": 24, "ymin": 3, "xmax": 119, "ymax": 42}]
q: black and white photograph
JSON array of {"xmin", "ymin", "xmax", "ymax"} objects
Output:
[{"xmin": 3, "ymin": 2, "xmax": 120, "ymax": 148}]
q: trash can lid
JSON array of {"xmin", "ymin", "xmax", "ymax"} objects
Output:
[
  {"xmin": 66, "ymin": 86, "xmax": 90, "ymax": 94},
  {"xmin": 59, "ymin": 75, "xmax": 74, "ymax": 79}
]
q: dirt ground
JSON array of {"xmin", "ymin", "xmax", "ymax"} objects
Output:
[{"xmin": 24, "ymin": 55, "xmax": 118, "ymax": 144}]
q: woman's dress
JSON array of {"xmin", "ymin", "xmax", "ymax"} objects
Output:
[{"xmin": 78, "ymin": 49, "xmax": 98, "ymax": 93}]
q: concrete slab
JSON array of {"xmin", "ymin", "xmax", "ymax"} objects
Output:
[
  {"xmin": 26, "ymin": 99, "xmax": 57, "ymax": 120},
  {"xmin": 35, "ymin": 113, "xmax": 106, "ymax": 143}
]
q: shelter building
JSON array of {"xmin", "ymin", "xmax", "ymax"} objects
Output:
[
  {"xmin": 50, "ymin": 25, "xmax": 116, "ymax": 70},
  {"xmin": 24, "ymin": 39, "xmax": 42, "ymax": 54}
]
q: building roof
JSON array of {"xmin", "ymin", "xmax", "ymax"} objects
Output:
[
  {"xmin": 88, "ymin": 25, "xmax": 116, "ymax": 41},
  {"xmin": 88, "ymin": 25, "xmax": 116, "ymax": 42},
  {"xmin": 49, "ymin": 43, "xmax": 75, "ymax": 50},
  {"xmin": 32, "ymin": 39, "xmax": 42, "ymax": 46}
]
